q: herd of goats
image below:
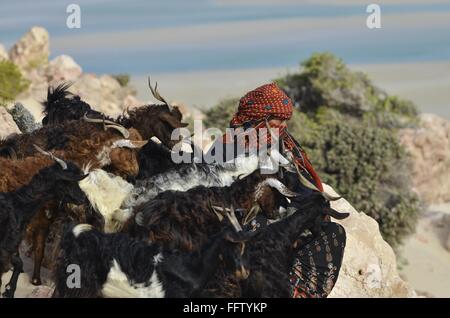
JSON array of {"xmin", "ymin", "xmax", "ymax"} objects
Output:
[{"xmin": 0, "ymin": 81, "xmax": 348, "ymax": 298}]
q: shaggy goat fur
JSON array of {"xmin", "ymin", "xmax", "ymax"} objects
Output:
[
  {"xmin": 133, "ymin": 169, "xmax": 292, "ymax": 251},
  {"xmin": 53, "ymin": 223, "xmax": 251, "ymax": 298},
  {"xmin": 40, "ymin": 82, "xmax": 187, "ymax": 148},
  {"xmin": 0, "ymin": 121, "xmax": 146, "ymax": 178},
  {"xmin": 0, "ymin": 161, "xmax": 87, "ymax": 298},
  {"xmin": 42, "ymin": 83, "xmax": 110, "ymax": 126},
  {"xmin": 78, "ymin": 168, "xmax": 135, "ymax": 233},
  {"xmin": 0, "ymin": 130, "xmax": 145, "ymax": 287}
]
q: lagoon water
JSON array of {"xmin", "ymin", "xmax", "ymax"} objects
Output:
[
  {"xmin": 1, "ymin": 0, "xmax": 450, "ymax": 74},
  {"xmin": 1, "ymin": 1, "xmax": 449, "ymax": 118}
]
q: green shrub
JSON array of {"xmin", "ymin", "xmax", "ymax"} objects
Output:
[
  {"xmin": 204, "ymin": 53, "xmax": 421, "ymax": 247},
  {"xmin": 203, "ymin": 97, "xmax": 239, "ymax": 130},
  {"xmin": 287, "ymin": 108, "xmax": 420, "ymax": 247},
  {"xmin": 0, "ymin": 60, "xmax": 30, "ymax": 105},
  {"xmin": 112, "ymin": 74, "xmax": 130, "ymax": 87},
  {"xmin": 275, "ymin": 52, "xmax": 419, "ymax": 128}
]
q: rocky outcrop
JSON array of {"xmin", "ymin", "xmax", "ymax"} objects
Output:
[
  {"xmin": 0, "ymin": 107, "xmax": 21, "ymax": 139},
  {"xmin": 7, "ymin": 103, "xmax": 40, "ymax": 133},
  {"xmin": 4, "ymin": 26, "xmax": 143, "ymax": 122},
  {"xmin": 69, "ymin": 74, "xmax": 137, "ymax": 118},
  {"xmin": 399, "ymin": 114, "xmax": 450, "ymax": 204},
  {"xmin": 0, "ymin": 43, "xmax": 8, "ymax": 60},
  {"xmin": 325, "ymin": 184, "xmax": 417, "ymax": 298},
  {"xmin": 44, "ymin": 55, "xmax": 82, "ymax": 83},
  {"xmin": 9, "ymin": 27, "xmax": 50, "ymax": 71}
]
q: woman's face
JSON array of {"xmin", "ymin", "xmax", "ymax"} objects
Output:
[{"xmin": 269, "ymin": 118, "xmax": 287, "ymax": 128}]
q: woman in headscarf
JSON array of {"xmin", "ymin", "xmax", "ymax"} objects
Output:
[{"xmin": 207, "ymin": 83, "xmax": 347, "ymax": 298}]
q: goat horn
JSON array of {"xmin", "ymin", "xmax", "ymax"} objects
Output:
[
  {"xmin": 135, "ymin": 212, "xmax": 145, "ymax": 226},
  {"xmin": 209, "ymin": 201, "xmax": 225, "ymax": 221},
  {"xmin": 261, "ymin": 178, "xmax": 300, "ymax": 198},
  {"xmin": 291, "ymin": 159, "xmax": 340, "ymax": 201},
  {"xmin": 83, "ymin": 113, "xmax": 117, "ymax": 126},
  {"xmin": 122, "ymin": 105, "xmax": 131, "ymax": 117},
  {"xmin": 104, "ymin": 124, "xmax": 130, "ymax": 139},
  {"xmin": 83, "ymin": 114, "xmax": 130, "ymax": 138},
  {"xmin": 148, "ymin": 77, "xmax": 173, "ymax": 111},
  {"xmin": 298, "ymin": 169, "xmax": 341, "ymax": 201},
  {"xmin": 33, "ymin": 144, "xmax": 68, "ymax": 170},
  {"xmin": 225, "ymin": 205, "xmax": 243, "ymax": 232},
  {"xmin": 324, "ymin": 207, "xmax": 350, "ymax": 220}
]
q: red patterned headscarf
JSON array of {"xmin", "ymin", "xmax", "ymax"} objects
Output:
[
  {"xmin": 226, "ymin": 83, "xmax": 323, "ymax": 192},
  {"xmin": 230, "ymin": 83, "xmax": 293, "ymax": 127}
]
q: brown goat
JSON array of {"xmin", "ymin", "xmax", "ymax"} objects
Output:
[
  {"xmin": 118, "ymin": 104, "xmax": 188, "ymax": 149},
  {"xmin": 0, "ymin": 120, "xmax": 146, "ymax": 178},
  {"xmin": 0, "ymin": 121, "xmax": 147, "ymax": 286}
]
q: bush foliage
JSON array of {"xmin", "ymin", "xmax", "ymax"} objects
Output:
[
  {"xmin": 112, "ymin": 74, "xmax": 131, "ymax": 87},
  {"xmin": 0, "ymin": 60, "xmax": 30, "ymax": 105},
  {"xmin": 205, "ymin": 53, "xmax": 421, "ymax": 247}
]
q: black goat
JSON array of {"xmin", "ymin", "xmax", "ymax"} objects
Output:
[
  {"xmin": 134, "ymin": 169, "xmax": 296, "ymax": 252},
  {"xmin": 0, "ymin": 159, "xmax": 88, "ymax": 298},
  {"xmin": 53, "ymin": 221, "xmax": 253, "ymax": 298},
  {"xmin": 42, "ymin": 83, "xmax": 108, "ymax": 126},
  {"xmin": 241, "ymin": 192, "xmax": 349, "ymax": 298}
]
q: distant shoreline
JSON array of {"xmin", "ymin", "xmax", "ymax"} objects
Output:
[{"xmin": 130, "ymin": 60, "xmax": 450, "ymax": 120}]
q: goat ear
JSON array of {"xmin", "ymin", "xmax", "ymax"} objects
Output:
[
  {"xmin": 159, "ymin": 112, "xmax": 188, "ymax": 129},
  {"xmin": 170, "ymin": 106, "xmax": 183, "ymax": 121},
  {"xmin": 130, "ymin": 140, "xmax": 148, "ymax": 149}
]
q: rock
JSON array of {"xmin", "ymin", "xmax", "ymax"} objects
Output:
[
  {"xmin": 123, "ymin": 94, "xmax": 143, "ymax": 111},
  {"xmin": 45, "ymin": 55, "xmax": 82, "ymax": 83},
  {"xmin": 0, "ymin": 107, "xmax": 21, "ymax": 139},
  {"xmin": 70, "ymin": 74, "xmax": 136, "ymax": 118},
  {"xmin": 9, "ymin": 26, "xmax": 50, "ymax": 71},
  {"xmin": 7, "ymin": 102, "xmax": 40, "ymax": 133},
  {"xmin": 399, "ymin": 114, "xmax": 450, "ymax": 204},
  {"xmin": 325, "ymin": 184, "xmax": 417, "ymax": 298},
  {"xmin": 0, "ymin": 43, "xmax": 8, "ymax": 60},
  {"xmin": 27, "ymin": 286, "xmax": 54, "ymax": 298}
]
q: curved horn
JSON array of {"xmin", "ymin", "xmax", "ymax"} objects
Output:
[
  {"xmin": 135, "ymin": 212, "xmax": 145, "ymax": 226},
  {"xmin": 148, "ymin": 77, "xmax": 173, "ymax": 111},
  {"xmin": 83, "ymin": 113, "xmax": 117, "ymax": 126},
  {"xmin": 324, "ymin": 207, "xmax": 350, "ymax": 220},
  {"xmin": 287, "ymin": 155, "xmax": 341, "ymax": 201},
  {"xmin": 33, "ymin": 144, "xmax": 68, "ymax": 170},
  {"xmin": 83, "ymin": 114, "xmax": 130, "ymax": 138},
  {"xmin": 225, "ymin": 205, "xmax": 243, "ymax": 232},
  {"xmin": 260, "ymin": 178, "xmax": 300, "ymax": 198},
  {"xmin": 104, "ymin": 124, "xmax": 130, "ymax": 139}
]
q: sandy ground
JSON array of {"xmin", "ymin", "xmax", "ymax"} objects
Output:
[
  {"xmin": 399, "ymin": 202, "xmax": 450, "ymax": 298},
  {"xmin": 0, "ymin": 246, "xmax": 54, "ymax": 298},
  {"xmin": 131, "ymin": 60, "xmax": 450, "ymax": 120}
]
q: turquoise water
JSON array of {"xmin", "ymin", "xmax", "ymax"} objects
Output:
[{"xmin": 1, "ymin": 0, "xmax": 450, "ymax": 74}]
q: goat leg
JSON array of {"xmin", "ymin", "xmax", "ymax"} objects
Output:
[
  {"xmin": 31, "ymin": 227, "xmax": 49, "ymax": 286},
  {"xmin": 2, "ymin": 253, "xmax": 23, "ymax": 298}
]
